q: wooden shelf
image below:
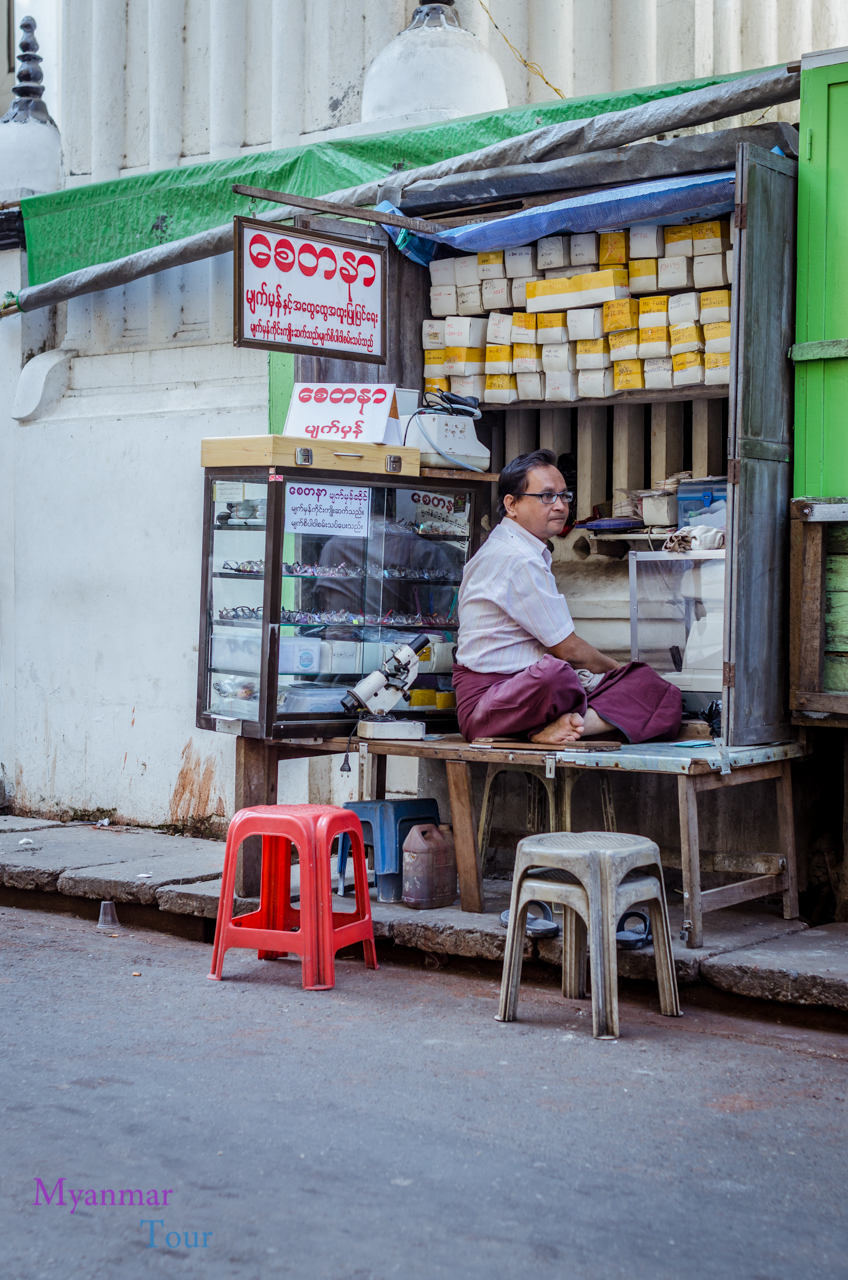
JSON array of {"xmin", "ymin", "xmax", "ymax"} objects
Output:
[{"xmin": 481, "ymin": 386, "xmax": 730, "ymax": 410}]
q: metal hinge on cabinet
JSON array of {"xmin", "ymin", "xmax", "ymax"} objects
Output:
[
  {"xmin": 723, "ymin": 662, "xmax": 736, "ymax": 688},
  {"xmin": 727, "ymin": 459, "xmax": 741, "ymax": 484},
  {"xmin": 734, "ymin": 202, "xmax": 747, "ymax": 230}
]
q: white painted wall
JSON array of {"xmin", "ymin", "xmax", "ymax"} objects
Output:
[{"xmin": 5, "ymin": 335, "xmax": 267, "ymax": 822}]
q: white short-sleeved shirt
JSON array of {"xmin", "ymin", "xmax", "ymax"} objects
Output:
[{"xmin": 454, "ymin": 518, "xmax": 575, "ymax": 673}]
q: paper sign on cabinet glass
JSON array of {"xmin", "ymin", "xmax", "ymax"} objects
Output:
[{"xmin": 234, "ymin": 216, "xmax": 387, "ymax": 364}]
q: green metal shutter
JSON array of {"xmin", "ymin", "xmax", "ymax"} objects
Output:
[{"xmin": 794, "ymin": 49, "xmax": 848, "ymax": 497}]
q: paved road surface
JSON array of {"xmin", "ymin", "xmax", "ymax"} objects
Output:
[{"xmin": 3, "ymin": 906, "xmax": 847, "ymax": 1279}]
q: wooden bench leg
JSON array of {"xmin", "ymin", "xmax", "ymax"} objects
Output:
[
  {"xmin": 678, "ymin": 775, "xmax": 703, "ymax": 949},
  {"xmin": 477, "ymin": 764, "xmax": 501, "ymax": 880},
  {"xmin": 777, "ymin": 760, "xmax": 800, "ymax": 919},
  {"xmin": 446, "ymin": 759, "xmax": 485, "ymax": 913}
]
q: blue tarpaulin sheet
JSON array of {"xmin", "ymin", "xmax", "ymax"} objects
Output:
[{"xmin": 378, "ymin": 170, "xmax": 736, "ymax": 262}]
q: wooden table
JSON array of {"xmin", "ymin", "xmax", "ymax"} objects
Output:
[{"xmin": 272, "ymin": 735, "xmax": 805, "ymax": 950}]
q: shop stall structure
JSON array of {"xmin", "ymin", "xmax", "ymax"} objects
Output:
[{"xmin": 197, "ymin": 132, "xmax": 804, "ymax": 943}]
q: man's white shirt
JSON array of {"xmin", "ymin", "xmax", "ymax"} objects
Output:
[{"xmin": 455, "ymin": 518, "xmax": 575, "ymax": 673}]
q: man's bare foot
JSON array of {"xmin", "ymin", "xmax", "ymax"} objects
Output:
[
  {"xmin": 582, "ymin": 709, "xmax": 614, "ymax": 737},
  {"xmin": 530, "ymin": 711, "xmax": 585, "ymax": 745}
]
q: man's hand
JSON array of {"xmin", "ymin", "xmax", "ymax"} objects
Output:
[{"xmin": 548, "ymin": 631, "xmax": 621, "ymax": 674}]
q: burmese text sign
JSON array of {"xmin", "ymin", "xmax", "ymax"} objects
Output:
[
  {"xmin": 283, "ymin": 383, "xmax": 401, "ymax": 445},
  {"xmin": 283, "ymin": 482, "xmax": 372, "ymax": 539},
  {"xmin": 234, "ymin": 217, "xmax": 387, "ymax": 364}
]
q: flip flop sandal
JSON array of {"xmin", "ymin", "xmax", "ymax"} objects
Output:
[
  {"xmin": 500, "ymin": 901, "xmax": 560, "ymax": 940},
  {"xmin": 616, "ymin": 910, "xmax": 652, "ymax": 949}
]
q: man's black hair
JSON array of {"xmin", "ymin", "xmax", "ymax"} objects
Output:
[{"xmin": 496, "ymin": 449, "xmax": 560, "ymax": 519}]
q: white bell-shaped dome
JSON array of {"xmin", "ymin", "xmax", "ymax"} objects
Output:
[{"xmin": 361, "ymin": 2, "xmax": 508, "ymax": 127}]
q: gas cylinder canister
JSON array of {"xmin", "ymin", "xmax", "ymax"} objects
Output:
[{"xmin": 402, "ymin": 823, "xmax": 457, "ymax": 909}]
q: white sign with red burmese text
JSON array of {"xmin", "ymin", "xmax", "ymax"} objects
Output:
[
  {"xmin": 282, "ymin": 383, "xmax": 402, "ymax": 445},
  {"xmin": 235, "ymin": 216, "xmax": 387, "ymax": 364}
]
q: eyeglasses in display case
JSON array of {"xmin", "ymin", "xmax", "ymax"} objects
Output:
[{"xmin": 197, "ymin": 462, "xmax": 490, "ymax": 740}]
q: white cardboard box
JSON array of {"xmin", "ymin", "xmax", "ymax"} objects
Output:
[
  {"xmin": 658, "ymin": 256, "xmax": 694, "ymax": 290},
  {"xmin": 537, "ymin": 235, "xmax": 570, "ymax": 270},
  {"xmin": 578, "ymin": 368, "xmax": 615, "ymax": 398},
  {"xmin": 454, "ymin": 256, "xmax": 481, "ymax": 286},
  {"xmin": 430, "ymin": 285, "xmax": 456, "ymax": 317},
  {"xmin": 445, "ymin": 316, "xmax": 488, "ymax": 347},
  {"xmin": 486, "ymin": 312, "xmax": 513, "ymax": 344},
  {"xmin": 422, "ymin": 319, "xmax": 446, "ymax": 349},
  {"xmin": 693, "ymin": 254, "xmax": 729, "ymax": 289},
  {"xmin": 429, "ymin": 257, "xmax": 456, "ymax": 286},
  {"xmin": 456, "ymin": 285, "xmax": 484, "ymax": 315},
  {"xmin": 545, "ymin": 370, "xmax": 579, "ymax": 401}
]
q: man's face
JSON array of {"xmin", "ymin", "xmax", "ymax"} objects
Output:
[{"xmin": 503, "ymin": 465, "xmax": 570, "ymax": 540}]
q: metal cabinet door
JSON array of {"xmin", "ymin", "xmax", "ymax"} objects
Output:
[{"xmin": 724, "ymin": 142, "xmax": 798, "ymax": 746}]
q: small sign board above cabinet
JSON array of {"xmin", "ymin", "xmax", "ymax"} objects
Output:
[
  {"xmin": 282, "ymin": 383, "xmax": 402, "ymax": 446},
  {"xmin": 234, "ymin": 216, "xmax": 387, "ymax": 364}
]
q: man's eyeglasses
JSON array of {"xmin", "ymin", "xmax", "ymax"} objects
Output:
[{"xmin": 521, "ymin": 490, "xmax": 573, "ymax": 506}]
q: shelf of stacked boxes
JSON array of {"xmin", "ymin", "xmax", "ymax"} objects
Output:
[{"xmin": 424, "ymin": 220, "xmax": 734, "ymax": 407}]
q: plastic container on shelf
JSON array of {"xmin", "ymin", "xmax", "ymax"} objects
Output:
[
  {"xmin": 278, "ymin": 636, "xmax": 323, "ymax": 674},
  {"xmin": 277, "ymin": 684, "xmax": 355, "ymax": 714},
  {"xmin": 210, "ymin": 631, "xmax": 261, "ymax": 674},
  {"xmin": 208, "ymin": 675, "xmax": 261, "ymax": 720},
  {"xmin": 676, "ymin": 478, "xmax": 728, "ymax": 529}
]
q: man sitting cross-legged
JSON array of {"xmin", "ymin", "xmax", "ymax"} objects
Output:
[{"xmin": 452, "ymin": 449, "xmax": 682, "ymax": 745}]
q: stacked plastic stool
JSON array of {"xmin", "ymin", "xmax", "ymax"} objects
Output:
[
  {"xmin": 336, "ymin": 799, "xmax": 440, "ymax": 902},
  {"xmin": 208, "ymin": 804, "xmax": 378, "ymax": 991},
  {"xmin": 497, "ymin": 831, "xmax": 680, "ymax": 1038}
]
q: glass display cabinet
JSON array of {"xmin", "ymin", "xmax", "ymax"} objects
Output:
[
  {"xmin": 197, "ymin": 464, "xmax": 490, "ymax": 739},
  {"xmin": 629, "ymin": 550, "xmax": 726, "ymax": 712}
]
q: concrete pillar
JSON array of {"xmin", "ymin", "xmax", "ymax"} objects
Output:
[
  {"xmin": 612, "ymin": 0, "xmax": 656, "ymax": 92},
  {"xmin": 62, "ymin": 0, "xmax": 93, "ymax": 177},
  {"xmin": 528, "ymin": 0, "xmax": 573, "ymax": 101},
  {"xmin": 576, "ymin": 406, "xmax": 607, "ymax": 521},
  {"xmin": 271, "ymin": 0, "xmax": 305, "ymax": 148},
  {"xmin": 713, "ymin": 0, "xmax": 742, "ymax": 74},
  {"xmin": 148, "ymin": 267, "xmax": 182, "ymax": 347},
  {"xmin": 91, "ymin": 0, "xmax": 126, "ymax": 181},
  {"xmin": 779, "ymin": 0, "xmax": 812, "ymax": 63},
  {"xmin": 454, "ymin": 0, "xmax": 491, "ymax": 45},
  {"xmin": 650, "ymin": 402, "xmax": 684, "ymax": 487},
  {"xmin": 210, "ymin": 0, "xmax": 246, "ymax": 159},
  {"xmin": 91, "ymin": 287, "xmax": 124, "ymax": 351},
  {"xmin": 209, "ymin": 252, "xmax": 234, "ymax": 344},
  {"xmin": 656, "ymin": 0, "xmax": 696, "ymax": 85},
  {"xmin": 303, "ymin": 0, "xmax": 333, "ymax": 133},
  {"xmin": 62, "ymin": 294, "xmax": 92, "ymax": 353},
  {"xmin": 612, "ymin": 404, "xmax": 644, "ymax": 501},
  {"xmin": 148, "ymin": 0, "xmax": 185, "ymax": 170},
  {"xmin": 486, "ymin": 0, "xmax": 528, "ymax": 105},
  {"xmin": 573, "ymin": 0, "xmax": 613, "ymax": 96},
  {"xmin": 692, "ymin": 399, "xmax": 724, "ymax": 477},
  {"xmin": 741, "ymin": 0, "xmax": 778, "ymax": 79},
  {"xmin": 693, "ymin": 0, "xmax": 715, "ymax": 79}
]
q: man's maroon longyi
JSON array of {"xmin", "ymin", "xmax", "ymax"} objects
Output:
[{"xmin": 453, "ymin": 654, "xmax": 682, "ymax": 743}]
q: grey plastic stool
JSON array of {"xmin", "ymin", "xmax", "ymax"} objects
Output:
[
  {"xmin": 477, "ymin": 763, "xmax": 617, "ymax": 877},
  {"xmin": 497, "ymin": 831, "xmax": 680, "ymax": 1038}
]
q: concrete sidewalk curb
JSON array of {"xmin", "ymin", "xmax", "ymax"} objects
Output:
[
  {"xmin": 701, "ymin": 923, "xmax": 848, "ymax": 1010},
  {"xmin": 5, "ymin": 823, "xmax": 845, "ymax": 1012}
]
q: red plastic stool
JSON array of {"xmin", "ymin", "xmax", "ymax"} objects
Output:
[{"xmin": 208, "ymin": 804, "xmax": 378, "ymax": 990}]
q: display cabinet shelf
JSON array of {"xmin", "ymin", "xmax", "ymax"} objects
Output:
[{"xmin": 198, "ymin": 464, "xmax": 488, "ymax": 739}]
